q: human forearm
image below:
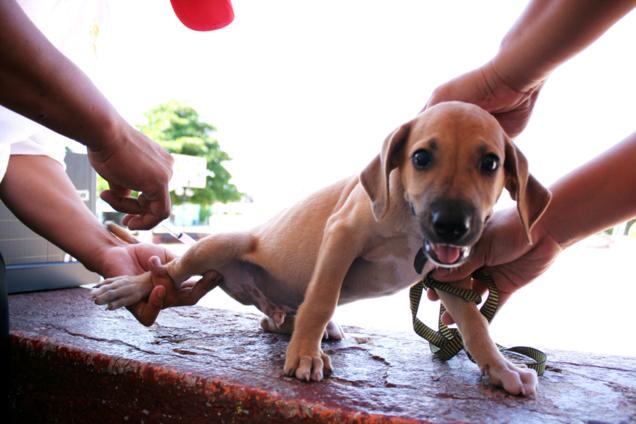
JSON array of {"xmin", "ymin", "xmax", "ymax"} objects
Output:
[
  {"xmin": 492, "ymin": 0, "xmax": 635, "ymax": 92},
  {"xmin": 0, "ymin": 155, "xmax": 121, "ymax": 273},
  {"xmin": 0, "ymin": 0, "xmax": 126, "ymax": 151},
  {"xmin": 0, "ymin": 1, "xmax": 173, "ymax": 229},
  {"xmin": 537, "ymin": 132, "xmax": 636, "ymax": 248}
]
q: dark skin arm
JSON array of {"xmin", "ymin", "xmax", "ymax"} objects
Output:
[
  {"xmin": 0, "ymin": 155, "xmax": 219, "ymax": 326},
  {"xmin": 0, "ymin": 0, "xmax": 173, "ymax": 229},
  {"xmin": 426, "ymin": 0, "xmax": 635, "ymax": 137}
]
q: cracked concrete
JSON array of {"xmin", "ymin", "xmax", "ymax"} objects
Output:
[{"xmin": 8, "ymin": 288, "xmax": 636, "ymax": 423}]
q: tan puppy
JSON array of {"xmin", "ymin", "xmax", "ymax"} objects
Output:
[{"xmin": 92, "ymin": 101, "xmax": 550, "ymax": 396}]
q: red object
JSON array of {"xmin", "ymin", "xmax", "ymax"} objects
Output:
[{"xmin": 170, "ymin": 0, "xmax": 234, "ymax": 31}]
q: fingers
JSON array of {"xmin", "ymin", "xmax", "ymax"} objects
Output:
[
  {"xmin": 148, "ymin": 285, "xmax": 166, "ymax": 310},
  {"xmin": 100, "ymin": 189, "xmax": 142, "ymax": 214},
  {"xmin": 125, "ymin": 189, "xmax": 171, "ymax": 230},
  {"xmin": 190, "ymin": 270, "xmax": 222, "ymax": 299},
  {"xmin": 89, "ymin": 128, "xmax": 173, "ymax": 230},
  {"xmin": 426, "ymin": 289, "xmax": 439, "ymax": 301},
  {"xmin": 105, "ymin": 183, "xmax": 131, "ymax": 198},
  {"xmin": 128, "ymin": 285, "xmax": 166, "ymax": 327},
  {"xmin": 426, "ymin": 286, "xmax": 455, "ymax": 324},
  {"xmin": 176, "ymin": 270, "xmax": 222, "ymax": 306},
  {"xmin": 123, "ymin": 205, "xmax": 170, "ymax": 231},
  {"xmin": 101, "ymin": 189, "xmax": 171, "ymax": 230}
]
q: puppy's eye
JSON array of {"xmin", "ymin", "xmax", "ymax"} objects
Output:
[
  {"xmin": 412, "ymin": 149, "xmax": 433, "ymax": 170},
  {"xmin": 480, "ymin": 153, "xmax": 500, "ymax": 174}
]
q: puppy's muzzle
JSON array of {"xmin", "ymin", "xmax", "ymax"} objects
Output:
[{"xmin": 421, "ymin": 199, "xmax": 481, "ymax": 268}]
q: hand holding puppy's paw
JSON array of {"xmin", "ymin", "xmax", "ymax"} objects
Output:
[
  {"xmin": 92, "ymin": 256, "xmax": 179, "ymax": 311},
  {"xmin": 483, "ymin": 359, "xmax": 538, "ymax": 396},
  {"xmin": 284, "ymin": 340, "xmax": 332, "ymax": 382}
]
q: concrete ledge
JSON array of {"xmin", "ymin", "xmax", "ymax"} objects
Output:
[{"xmin": 9, "ymin": 288, "xmax": 636, "ymax": 423}]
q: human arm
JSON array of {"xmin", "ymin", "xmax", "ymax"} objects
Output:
[
  {"xmin": 0, "ymin": 155, "xmax": 217, "ymax": 325},
  {"xmin": 432, "ymin": 131, "xmax": 636, "ymax": 313},
  {"xmin": 425, "ymin": 0, "xmax": 635, "ymax": 137},
  {"xmin": 0, "ymin": 0, "xmax": 173, "ymax": 229}
]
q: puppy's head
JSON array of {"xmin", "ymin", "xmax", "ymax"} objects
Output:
[{"xmin": 360, "ymin": 101, "xmax": 551, "ymax": 268}]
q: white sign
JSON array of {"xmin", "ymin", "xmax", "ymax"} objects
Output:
[{"xmin": 169, "ymin": 153, "xmax": 207, "ymax": 189}]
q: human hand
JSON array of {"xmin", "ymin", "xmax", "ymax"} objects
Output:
[
  {"xmin": 88, "ymin": 125, "xmax": 173, "ymax": 230},
  {"xmin": 427, "ymin": 207, "xmax": 562, "ymax": 323},
  {"xmin": 99, "ymin": 243, "xmax": 221, "ymax": 326},
  {"xmin": 424, "ymin": 61, "xmax": 544, "ymax": 138}
]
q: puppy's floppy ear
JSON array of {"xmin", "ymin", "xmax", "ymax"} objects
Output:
[
  {"xmin": 504, "ymin": 137, "xmax": 552, "ymax": 244},
  {"xmin": 360, "ymin": 122, "xmax": 411, "ymax": 220}
]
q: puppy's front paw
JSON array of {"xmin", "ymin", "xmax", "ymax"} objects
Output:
[
  {"xmin": 284, "ymin": 341, "xmax": 332, "ymax": 382},
  {"xmin": 483, "ymin": 360, "xmax": 538, "ymax": 396}
]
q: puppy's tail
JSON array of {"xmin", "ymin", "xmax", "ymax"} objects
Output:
[{"xmin": 105, "ymin": 221, "xmax": 139, "ymax": 244}]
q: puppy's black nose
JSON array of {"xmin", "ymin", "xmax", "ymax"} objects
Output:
[{"xmin": 431, "ymin": 204, "xmax": 472, "ymax": 244}]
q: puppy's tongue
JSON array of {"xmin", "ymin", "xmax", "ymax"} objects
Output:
[{"xmin": 432, "ymin": 244, "xmax": 462, "ymax": 265}]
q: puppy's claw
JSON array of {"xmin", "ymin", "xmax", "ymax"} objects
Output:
[{"xmin": 296, "ymin": 356, "xmax": 314, "ymax": 381}]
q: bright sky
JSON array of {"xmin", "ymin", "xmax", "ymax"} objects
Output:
[{"xmin": 93, "ymin": 1, "xmax": 636, "ymax": 212}]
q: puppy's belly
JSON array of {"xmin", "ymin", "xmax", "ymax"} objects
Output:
[
  {"xmin": 216, "ymin": 254, "xmax": 425, "ymax": 317},
  {"xmin": 339, "ymin": 257, "xmax": 421, "ymax": 304},
  {"xmin": 218, "ymin": 261, "xmax": 303, "ymax": 318}
]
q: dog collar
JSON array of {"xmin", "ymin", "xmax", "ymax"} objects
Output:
[{"xmin": 413, "ymin": 248, "xmax": 428, "ymax": 274}]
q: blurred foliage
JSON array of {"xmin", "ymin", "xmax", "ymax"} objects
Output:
[
  {"xmin": 97, "ymin": 101, "xmax": 241, "ymax": 215},
  {"xmin": 139, "ymin": 100, "xmax": 242, "ymax": 206}
]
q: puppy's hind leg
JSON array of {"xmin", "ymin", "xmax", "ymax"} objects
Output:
[
  {"xmin": 260, "ymin": 314, "xmax": 294, "ymax": 336},
  {"xmin": 166, "ymin": 232, "xmax": 256, "ymax": 286},
  {"xmin": 324, "ymin": 320, "xmax": 345, "ymax": 340}
]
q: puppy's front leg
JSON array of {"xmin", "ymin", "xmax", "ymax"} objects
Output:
[
  {"xmin": 284, "ymin": 215, "xmax": 365, "ymax": 382},
  {"xmin": 436, "ymin": 290, "xmax": 538, "ymax": 396}
]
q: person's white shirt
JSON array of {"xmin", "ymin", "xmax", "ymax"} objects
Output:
[{"xmin": 0, "ymin": 0, "xmax": 108, "ymax": 181}]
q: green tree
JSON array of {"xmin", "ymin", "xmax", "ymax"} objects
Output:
[{"xmin": 138, "ymin": 100, "xmax": 242, "ymax": 208}]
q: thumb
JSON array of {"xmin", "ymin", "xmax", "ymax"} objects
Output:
[
  {"xmin": 130, "ymin": 285, "xmax": 165, "ymax": 327},
  {"xmin": 148, "ymin": 284, "xmax": 166, "ymax": 309},
  {"xmin": 148, "ymin": 255, "xmax": 169, "ymax": 278}
]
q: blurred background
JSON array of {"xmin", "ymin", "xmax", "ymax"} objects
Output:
[{"xmin": 68, "ymin": 1, "xmax": 635, "ymax": 356}]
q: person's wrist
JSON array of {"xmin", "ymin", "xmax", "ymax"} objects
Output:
[
  {"xmin": 527, "ymin": 209, "xmax": 564, "ymax": 255},
  {"xmin": 85, "ymin": 110, "xmax": 131, "ymax": 154},
  {"xmin": 90, "ymin": 237, "xmax": 128, "ymax": 277},
  {"xmin": 490, "ymin": 47, "xmax": 547, "ymax": 96}
]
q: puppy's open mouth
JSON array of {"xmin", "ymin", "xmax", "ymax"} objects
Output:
[{"xmin": 423, "ymin": 240, "xmax": 471, "ymax": 268}]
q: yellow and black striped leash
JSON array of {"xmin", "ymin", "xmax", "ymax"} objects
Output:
[{"xmin": 410, "ymin": 248, "xmax": 547, "ymax": 375}]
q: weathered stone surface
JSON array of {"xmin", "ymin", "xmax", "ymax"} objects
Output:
[{"xmin": 8, "ymin": 288, "xmax": 636, "ymax": 423}]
